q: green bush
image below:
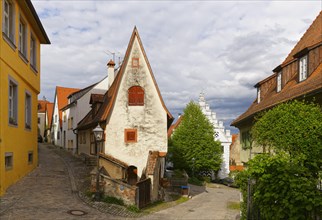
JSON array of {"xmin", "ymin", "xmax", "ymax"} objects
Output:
[
  {"xmin": 102, "ymin": 196, "xmax": 124, "ymax": 206},
  {"xmin": 188, "ymin": 176, "xmax": 203, "ymax": 186},
  {"xmin": 127, "ymin": 205, "xmax": 140, "ymax": 213}
]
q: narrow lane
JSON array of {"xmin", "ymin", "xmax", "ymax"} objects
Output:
[{"xmin": 0, "ymin": 144, "xmax": 115, "ymax": 220}]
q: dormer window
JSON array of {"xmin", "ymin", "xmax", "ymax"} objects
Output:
[
  {"xmin": 299, "ymin": 55, "xmax": 308, "ymax": 82},
  {"xmin": 257, "ymin": 87, "xmax": 261, "ymax": 103},
  {"xmin": 277, "ymin": 71, "xmax": 282, "ymax": 92}
]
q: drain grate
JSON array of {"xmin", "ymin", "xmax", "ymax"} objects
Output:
[{"xmin": 67, "ymin": 210, "xmax": 87, "ymax": 216}]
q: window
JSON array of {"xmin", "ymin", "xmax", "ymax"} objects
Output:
[
  {"xmin": 8, "ymin": 79, "xmax": 18, "ymax": 125},
  {"xmin": 63, "ymin": 112, "xmax": 66, "ymax": 122},
  {"xmin": 28, "ymin": 151, "xmax": 33, "ymax": 164},
  {"xmin": 30, "ymin": 34, "xmax": 37, "ymax": 70},
  {"xmin": 68, "ymin": 117, "xmax": 74, "ymax": 130},
  {"xmin": 57, "ymin": 131, "xmax": 60, "ymax": 140},
  {"xmin": 241, "ymin": 131, "xmax": 251, "ymax": 149},
  {"xmin": 38, "ymin": 117, "xmax": 40, "ymax": 124},
  {"xmin": 25, "ymin": 92, "xmax": 31, "ymax": 129},
  {"xmin": 124, "ymin": 129, "xmax": 137, "ymax": 143},
  {"xmin": 3, "ymin": 0, "xmax": 15, "ymax": 43},
  {"xmin": 5, "ymin": 152, "xmax": 13, "ymax": 170},
  {"xmin": 257, "ymin": 87, "xmax": 261, "ymax": 104},
  {"xmin": 132, "ymin": 57, "xmax": 139, "ymax": 68},
  {"xmin": 128, "ymin": 86, "xmax": 144, "ymax": 106},
  {"xmin": 55, "ymin": 115, "xmax": 57, "ymax": 122},
  {"xmin": 19, "ymin": 18, "xmax": 27, "ymax": 58},
  {"xmin": 277, "ymin": 71, "xmax": 282, "ymax": 92},
  {"xmin": 299, "ymin": 55, "xmax": 308, "ymax": 82}
]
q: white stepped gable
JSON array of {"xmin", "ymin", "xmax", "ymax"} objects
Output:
[{"xmin": 198, "ymin": 92, "xmax": 232, "ymax": 178}]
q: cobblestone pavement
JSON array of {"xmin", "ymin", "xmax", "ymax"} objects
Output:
[
  {"xmin": 0, "ymin": 144, "xmax": 125, "ymax": 220},
  {"xmin": 0, "ymin": 143, "xmax": 240, "ymax": 220}
]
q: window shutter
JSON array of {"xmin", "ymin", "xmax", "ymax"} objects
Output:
[
  {"xmin": 128, "ymin": 86, "xmax": 144, "ymax": 106},
  {"xmin": 127, "ymin": 131, "xmax": 136, "ymax": 141}
]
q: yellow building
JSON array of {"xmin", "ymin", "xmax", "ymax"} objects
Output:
[{"xmin": 0, "ymin": 0, "xmax": 50, "ymax": 195}]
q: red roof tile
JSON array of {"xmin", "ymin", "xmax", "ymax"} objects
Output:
[
  {"xmin": 38, "ymin": 100, "xmax": 50, "ymax": 113},
  {"xmin": 282, "ymin": 11, "xmax": 322, "ymax": 65},
  {"xmin": 56, "ymin": 86, "xmax": 80, "ymax": 128},
  {"xmin": 46, "ymin": 103, "xmax": 54, "ymax": 128}
]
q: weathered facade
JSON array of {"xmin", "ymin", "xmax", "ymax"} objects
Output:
[
  {"xmin": 231, "ymin": 11, "xmax": 322, "ymax": 164},
  {"xmin": 77, "ymin": 27, "xmax": 173, "ymax": 205}
]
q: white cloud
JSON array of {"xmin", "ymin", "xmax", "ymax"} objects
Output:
[{"xmin": 32, "ymin": 0, "xmax": 321, "ymax": 132}]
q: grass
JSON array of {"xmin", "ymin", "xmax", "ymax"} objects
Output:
[{"xmin": 227, "ymin": 201, "xmax": 240, "ymax": 210}]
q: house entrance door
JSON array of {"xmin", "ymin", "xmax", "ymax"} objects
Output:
[{"xmin": 127, "ymin": 166, "xmax": 138, "ymax": 185}]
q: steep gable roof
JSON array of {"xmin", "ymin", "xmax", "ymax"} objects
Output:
[
  {"xmin": 46, "ymin": 103, "xmax": 54, "ymax": 128},
  {"xmin": 232, "ymin": 12, "xmax": 322, "ymax": 127},
  {"xmin": 38, "ymin": 100, "xmax": 49, "ymax": 113},
  {"xmin": 55, "ymin": 86, "xmax": 80, "ymax": 128},
  {"xmin": 282, "ymin": 11, "xmax": 322, "ymax": 65},
  {"xmin": 77, "ymin": 27, "xmax": 173, "ymax": 130}
]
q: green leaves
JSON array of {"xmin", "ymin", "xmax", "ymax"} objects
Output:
[
  {"xmin": 169, "ymin": 101, "xmax": 222, "ymax": 175},
  {"xmin": 238, "ymin": 101, "xmax": 322, "ymax": 219}
]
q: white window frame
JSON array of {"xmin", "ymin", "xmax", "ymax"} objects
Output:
[
  {"xmin": 30, "ymin": 34, "xmax": 37, "ymax": 70},
  {"xmin": 257, "ymin": 87, "xmax": 261, "ymax": 103},
  {"xmin": 3, "ymin": 0, "xmax": 15, "ymax": 43},
  {"xmin": 25, "ymin": 91, "xmax": 31, "ymax": 129},
  {"xmin": 8, "ymin": 78, "xmax": 18, "ymax": 125},
  {"xmin": 19, "ymin": 16, "xmax": 27, "ymax": 58},
  {"xmin": 277, "ymin": 71, "xmax": 282, "ymax": 92},
  {"xmin": 5, "ymin": 152, "xmax": 13, "ymax": 170},
  {"xmin": 299, "ymin": 55, "xmax": 308, "ymax": 82}
]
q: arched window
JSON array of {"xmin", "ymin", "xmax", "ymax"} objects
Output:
[{"xmin": 128, "ymin": 86, "xmax": 144, "ymax": 106}]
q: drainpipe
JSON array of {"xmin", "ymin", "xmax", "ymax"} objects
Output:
[{"xmin": 73, "ymin": 128, "xmax": 78, "ymax": 155}]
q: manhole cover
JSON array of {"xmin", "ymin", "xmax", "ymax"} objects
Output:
[{"xmin": 67, "ymin": 210, "xmax": 87, "ymax": 216}]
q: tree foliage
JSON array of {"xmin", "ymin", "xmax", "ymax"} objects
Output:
[
  {"xmin": 237, "ymin": 101, "xmax": 322, "ymax": 219},
  {"xmin": 169, "ymin": 101, "xmax": 222, "ymax": 175}
]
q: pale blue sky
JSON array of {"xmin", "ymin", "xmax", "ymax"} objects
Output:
[{"xmin": 32, "ymin": 0, "xmax": 321, "ymax": 132}]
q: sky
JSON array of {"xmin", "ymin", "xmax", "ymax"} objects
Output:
[{"xmin": 32, "ymin": 0, "xmax": 321, "ymax": 133}]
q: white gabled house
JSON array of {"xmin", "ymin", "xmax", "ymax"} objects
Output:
[
  {"xmin": 51, "ymin": 87, "xmax": 80, "ymax": 146},
  {"xmin": 61, "ymin": 75, "xmax": 109, "ymax": 153},
  {"xmin": 198, "ymin": 93, "xmax": 232, "ymax": 179},
  {"xmin": 76, "ymin": 27, "xmax": 173, "ymax": 206}
]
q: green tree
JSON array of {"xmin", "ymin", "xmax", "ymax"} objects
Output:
[
  {"xmin": 237, "ymin": 101, "xmax": 322, "ymax": 219},
  {"xmin": 169, "ymin": 101, "xmax": 222, "ymax": 175}
]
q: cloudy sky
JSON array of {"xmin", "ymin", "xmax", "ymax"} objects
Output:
[{"xmin": 32, "ymin": 0, "xmax": 321, "ymax": 133}]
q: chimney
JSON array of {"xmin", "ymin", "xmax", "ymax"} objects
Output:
[{"xmin": 107, "ymin": 59, "xmax": 116, "ymax": 89}]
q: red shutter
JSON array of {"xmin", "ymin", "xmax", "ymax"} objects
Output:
[{"xmin": 128, "ymin": 86, "xmax": 144, "ymax": 106}]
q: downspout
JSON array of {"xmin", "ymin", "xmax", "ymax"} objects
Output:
[{"xmin": 73, "ymin": 128, "xmax": 78, "ymax": 155}]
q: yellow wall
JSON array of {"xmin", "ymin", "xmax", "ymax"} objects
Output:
[{"xmin": 0, "ymin": 0, "xmax": 45, "ymax": 195}]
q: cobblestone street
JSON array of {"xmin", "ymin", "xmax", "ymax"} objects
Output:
[{"xmin": 0, "ymin": 144, "xmax": 120, "ymax": 220}]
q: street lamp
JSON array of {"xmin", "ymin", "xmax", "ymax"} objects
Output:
[
  {"xmin": 192, "ymin": 157, "xmax": 195, "ymax": 178},
  {"xmin": 93, "ymin": 124, "xmax": 103, "ymax": 200}
]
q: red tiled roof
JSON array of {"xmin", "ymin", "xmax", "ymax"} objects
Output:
[
  {"xmin": 232, "ymin": 11, "xmax": 322, "ymax": 126},
  {"xmin": 46, "ymin": 103, "xmax": 54, "ymax": 129},
  {"xmin": 77, "ymin": 27, "xmax": 174, "ymax": 130},
  {"xmin": 282, "ymin": 11, "xmax": 322, "ymax": 65},
  {"xmin": 38, "ymin": 100, "xmax": 49, "ymax": 113},
  {"xmin": 56, "ymin": 86, "xmax": 80, "ymax": 128}
]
